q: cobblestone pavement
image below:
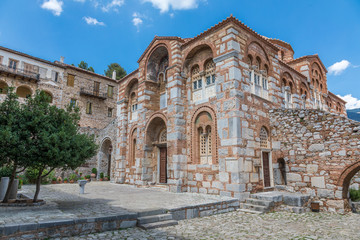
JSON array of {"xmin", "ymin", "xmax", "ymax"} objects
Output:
[
  {"xmin": 0, "ymin": 182, "xmax": 233, "ymax": 225},
  {"xmin": 58, "ymin": 211, "xmax": 360, "ymax": 240}
]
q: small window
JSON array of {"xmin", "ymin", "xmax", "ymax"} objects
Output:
[
  {"xmin": 108, "ymin": 108, "xmax": 113, "ymax": 117},
  {"xmin": 260, "ymin": 127, "xmax": 269, "ymax": 149},
  {"xmin": 70, "ymin": 98, "xmax": 77, "ymax": 108},
  {"xmin": 86, "ymin": 102, "xmax": 92, "ymax": 114},
  {"xmin": 9, "ymin": 59, "xmax": 18, "ymax": 70},
  {"xmin": 67, "ymin": 74, "xmax": 75, "ymax": 87},
  {"xmin": 107, "ymin": 85, "xmax": 114, "ymax": 98},
  {"xmin": 52, "ymin": 71, "xmax": 59, "ymax": 82},
  {"xmin": 94, "ymin": 82, "xmax": 100, "ymax": 96},
  {"xmin": 262, "ymin": 77, "xmax": 268, "ymax": 90},
  {"xmin": 24, "ymin": 63, "xmax": 33, "ymax": 73}
]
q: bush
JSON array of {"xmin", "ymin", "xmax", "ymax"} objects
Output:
[
  {"xmin": 100, "ymin": 172, "xmax": 104, "ymax": 179},
  {"xmin": 52, "ymin": 177, "xmax": 57, "ymax": 182},
  {"xmin": 64, "ymin": 178, "xmax": 68, "ymax": 182},
  {"xmin": 350, "ymin": 188, "xmax": 360, "ymax": 202},
  {"xmin": 69, "ymin": 173, "xmax": 78, "ymax": 181},
  {"xmin": 91, "ymin": 168, "xmax": 97, "ymax": 174},
  {"xmin": 25, "ymin": 168, "xmax": 54, "ymax": 184},
  {"xmin": 0, "ymin": 166, "xmax": 12, "ymax": 178},
  {"xmin": 85, "ymin": 175, "xmax": 91, "ymax": 179}
]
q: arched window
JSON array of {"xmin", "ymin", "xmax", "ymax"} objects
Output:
[
  {"xmin": 16, "ymin": 86, "xmax": 32, "ymax": 98},
  {"xmin": 130, "ymin": 92, "xmax": 138, "ymax": 120},
  {"xmin": 159, "ymin": 129, "xmax": 167, "ymax": 143},
  {"xmin": 194, "ymin": 111, "xmax": 215, "ymax": 165},
  {"xmin": 191, "ymin": 60, "xmax": 216, "ymax": 102},
  {"xmin": 260, "ymin": 127, "xmax": 269, "ymax": 149},
  {"xmin": 0, "ymin": 81, "xmax": 8, "ymax": 94},
  {"xmin": 249, "ymin": 56, "xmax": 269, "ymax": 100},
  {"xmin": 130, "ymin": 128, "xmax": 137, "ymax": 166},
  {"xmin": 43, "ymin": 91, "xmax": 53, "ymax": 103}
]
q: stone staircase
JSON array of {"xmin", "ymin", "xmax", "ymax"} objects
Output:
[
  {"xmin": 239, "ymin": 191, "xmax": 310, "ymax": 214},
  {"xmin": 137, "ymin": 209, "xmax": 178, "ymax": 230}
]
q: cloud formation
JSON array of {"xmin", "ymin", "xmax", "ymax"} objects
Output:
[
  {"xmin": 101, "ymin": 0, "xmax": 124, "ymax": 12},
  {"xmin": 41, "ymin": 0, "xmax": 63, "ymax": 16},
  {"xmin": 328, "ymin": 60, "xmax": 351, "ymax": 75},
  {"xmin": 143, "ymin": 0, "xmax": 200, "ymax": 13},
  {"xmin": 83, "ymin": 16, "xmax": 105, "ymax": 26},
  {"xmin": 132, "ymin": 13, "xmax": 143, "ymax": 27},
  {"xmin": 338, "ymin": 94, "xmax": 360, "ymax": 110}
]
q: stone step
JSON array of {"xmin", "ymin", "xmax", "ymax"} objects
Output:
[
  {"xmin": 246, "ymin": 198, "xmax": 274, "ymax": 208},
  {"xmin": 242, "ymin": 203, "xmax": 269, "ymax": 213},
  {"xmin": 138, "ymin": 220, "xmax": 178, "ymax": 230},
  {"xmin": 238, "ymin": 208, "xmax": 263, "ymax": 214},
  {"xmin": 250, "ymin": 191, "xmax": 283, "ymax": 203},
  {"xmin": 138, "ymin": 214, "xmax": 173, "ymax": 224},
  {"xmin": 137, "ymin": 209, "xmax": 166, "ymax": 217}
]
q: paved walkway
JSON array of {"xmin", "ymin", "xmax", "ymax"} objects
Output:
[
  {"xmin": 0, "ymin": 182, "xmax": 234, "ymax": 225},
  {"xmin": 57, "ymin": 211, "xmax": 360, "ymax": 240}
]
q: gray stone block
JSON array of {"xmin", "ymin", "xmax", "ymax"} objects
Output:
[
  {"xmin": 119, "ymin": 220, "xmax": 137, "ymax": 229},
  {"xmin": 283, "ymin": 193, "xmax": 310, "ymax": 207}
]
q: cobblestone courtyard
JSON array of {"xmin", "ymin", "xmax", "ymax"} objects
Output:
[{"xmin": 59, "ymin": 211, "xmax": 360, "ymax": 240}]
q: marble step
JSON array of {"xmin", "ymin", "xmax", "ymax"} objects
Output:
[
  {"xmin": 242, "ymin": 203, "xmax": 269, "ymax": 213},
  {"xmin": 137, "ymin": 209, "xmax": 166, "ymax": 217},
  {"xmin": 138, "ymin": 220, "xmax": 178, "ymax": 230},
  {"xmin": 238, "ymin": 208, "xmax": 263, "ymax": 214},
  {"xmin": 246, "ymin": 198, "xmax": 274, "ymax": 208},
  {"xmin": 138, "ymin": 213, "xmax": 173, "ymax": 224}
]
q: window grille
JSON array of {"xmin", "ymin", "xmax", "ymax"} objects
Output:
[{"xmin": 260, "ymin": 127, "xmax": 269, "ymax": 149}]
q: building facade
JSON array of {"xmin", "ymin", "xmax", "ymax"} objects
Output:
[
  {"xmin": 113, "ymin": 16, "xmax": 356, "ymax": 211},
  {"xmin": 0, "ymin": 46, "xmax": 118, "ymax": 178}
]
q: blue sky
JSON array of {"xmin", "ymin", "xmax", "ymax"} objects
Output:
[{"xmin": 0, "ymin": 0, "xmax": 359, "ymax": 108}]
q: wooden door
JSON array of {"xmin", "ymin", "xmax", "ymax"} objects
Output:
[
  {"xmin": 262, "ymin": 152, "xmax": 271, "ymax": 187},
  {"xmin": 159, "ymin": 147, "xmax": 167, "ymax": 183}
]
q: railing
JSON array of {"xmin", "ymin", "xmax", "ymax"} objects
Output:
[
  {"xmin": 0, "ymin": 64, "xmax": 40, "ymax": 81},
  {"xmin": 80, "ymin": 87, "xmax": 107, "ymax": 100}
]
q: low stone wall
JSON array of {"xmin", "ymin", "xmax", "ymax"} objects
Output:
[
  {"xmin": 0, "ymin": 213, "xmax": 137, "ymax": 240},
  {"xmin": 270, "ymin": 109, "xmax": 360, "ymax": 212},
  {"xmin": 168, "ymin": 199, "xmax": 240, "ymax": 220}
]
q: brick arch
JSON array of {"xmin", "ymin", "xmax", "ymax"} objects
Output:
[
  {"xmin": 337, "ymin": 161, "xmax": 360, "ymax": 198},
  {"xmin": 182, "ymin": 41, "xmax": 217, "ymax": 65},
  {"xmin": 144, "ymin": 112, "xmax": 168, "ymax": 134},
  {"xmin": 144, "ymin": 43, "xmax": 171, "ymax": 82},
  {"xmin": 124, "ymin": 78, "xmax": 139, "ymax": 98},
  {"xmin": 246, "ymin": 41, "xmax": 272, "ymax": 74},
  {"xmin": 191, "ymin": 105, "xmax": 218, "ymax": 164},
  {"xmin": 128, "ymin": 126, "xmax": 138, "ymax": 166},
  {"xmin": 281, "ymin": 71, "xmax": 297, "ymax": 93}
]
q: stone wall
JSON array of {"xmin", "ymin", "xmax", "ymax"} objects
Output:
[{"xmin": 270, "ymin": 109, "xmax": 360, "ymax": 212}]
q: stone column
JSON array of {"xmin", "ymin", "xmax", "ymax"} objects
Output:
[{"xmin": 0, "ymin": 177, "xmax": 9, "ymax": 201}]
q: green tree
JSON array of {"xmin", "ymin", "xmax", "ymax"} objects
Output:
[
  {"xmin": 78, "ymin": 61, "xmax": 95, "ymax": 72},
  {"xmin": 23, "ymin": 91, "xmax": 98, "ymax": 202},
  {"xmin": 104, "ymin": 63, "xmax": 127, "ymax": 80},
  {"xmin": 0, "ymin": 88, "xmax": 31, "ymax": 203}
]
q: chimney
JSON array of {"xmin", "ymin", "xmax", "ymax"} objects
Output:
[
  {"xmin": 60, "ymin": 56, "xmax": 65, "ymax": 63},
  {"xmin": 112, "ymin": 70, "xmax": 116, "ymax": 80}
]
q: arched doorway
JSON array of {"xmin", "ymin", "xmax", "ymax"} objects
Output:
[
  {"xmin": 98, "ymin": 139, "xmax": 112, "ymax": 179},
  {"xmin": 274, "ymin": 158, "xmax": 287, "ymax": 185},
  {"xmin": 145, "ymin": 114, "xmax": 167, "ymax": 184},
  {"xmin": 338, "ymin": 162, "xmax": 360, "ymax": 199}
]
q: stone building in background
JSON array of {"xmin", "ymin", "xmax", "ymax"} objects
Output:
[
  {"xmin": 0, "ymin": 46, "xmax": 118, "ymax": 177},
  {"xmin": 113, "ymin": 16, "xmax": 359, "ymax": 212}
]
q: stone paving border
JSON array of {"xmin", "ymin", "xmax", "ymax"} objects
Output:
[{"xmin": 0, "ymin": 198, "xmax": 239, "ymax": 239}]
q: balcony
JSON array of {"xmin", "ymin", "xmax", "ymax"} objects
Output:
[
  {"xmin": 80, "ymin": 87, "xmax": 107, "ymax": 100},
  {"xmin": 0, "ymin": 64, "xmax": 40, "ymax": 82}
]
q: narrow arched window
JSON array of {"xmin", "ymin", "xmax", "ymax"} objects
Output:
[
  {"xmin": 199, "ymin": 126, "xmax": 212, "ymax": 165},
  {"xmin": 205, "ymin": 60, "xmax": 215, "ymax": 86},
  {"xmin": 130, "ymin": 92, "xmax": 138, "ymax": 120},
  {"xmin": 260, "ymin": 127, "xmax": 269, "ymax": 149}
]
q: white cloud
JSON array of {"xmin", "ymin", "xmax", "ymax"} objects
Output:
[
  {"xmin": 41, "ymin": 0, "xmax": 63, "ymax": 16},
  {"xmin": 101, "ymin": 0, "xmax": 124, "ymax": 12},
  {"xmin": 328, "ymin": 60, "xmax": 351, "ymax": 75},
  {"xmin": 143, "ymin": 0, "xmax": 200, "ymax": 13},
  {"xmin": 132, "ymin": 13, "xmax": 143, "ymax": 27},
  {"xmin": 337, "ymin": 94, "xmax": 360, "ymax": 110},
  {"xmin": 83, "ymin": 16, "xmax": 105, "ymax": 26}
]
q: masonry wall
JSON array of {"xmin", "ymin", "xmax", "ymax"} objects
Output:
[{"xmin": 270, "ymin": 109, "xmax": 360, "ymax": 212}]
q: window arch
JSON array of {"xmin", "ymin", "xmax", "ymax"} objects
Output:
[
  {"xmin": 129, "ymin": 128, "xmax": 137, "ymax": 166},
  {"xmin": 191, "ymin": 59, "xmax": 216, "ymax": 102},
  {"xmin": 248, "ymin": 55, "xmax": 269, "ymax": 100},
  {"xmin": 0, "ymin": 81, "xmax": 8, "ymax": 94},
  {"xmin": 130, "ymin": 92, "xmax": 138, "ymax": 120},
  {"xmin": 260, "ymin": 127, "xmax": 269, "ymax": 149},
  {"xmin": 16, "ymin": 86, "xmax": 32, "ymax": 98},
  {"xmin": 193, "ymin": 110, "xmax": 216, "ymax": 164},
  {"xmin": 43, "ymin": 91, "xmax": 53, "ymax": 103}
]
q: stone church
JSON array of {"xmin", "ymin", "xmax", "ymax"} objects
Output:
[{"xmin": 112, "ymin": 15, "xmax": 360, "ymax": 212}]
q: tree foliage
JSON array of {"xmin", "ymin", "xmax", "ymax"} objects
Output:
[
  {"xmin": 104, "ymin": 63, "xmax": 127, "ymax": 80},
  {"xmin": 0, "ymin": 90, "xmax": 98, "ymax": 202},
  {"xmin": 0, "ymin": 88, "xmax": 31, "ymax": 202},
  {"xmin": 78, "ymin": 61, "xmax": 95, "ymax": 72}
]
